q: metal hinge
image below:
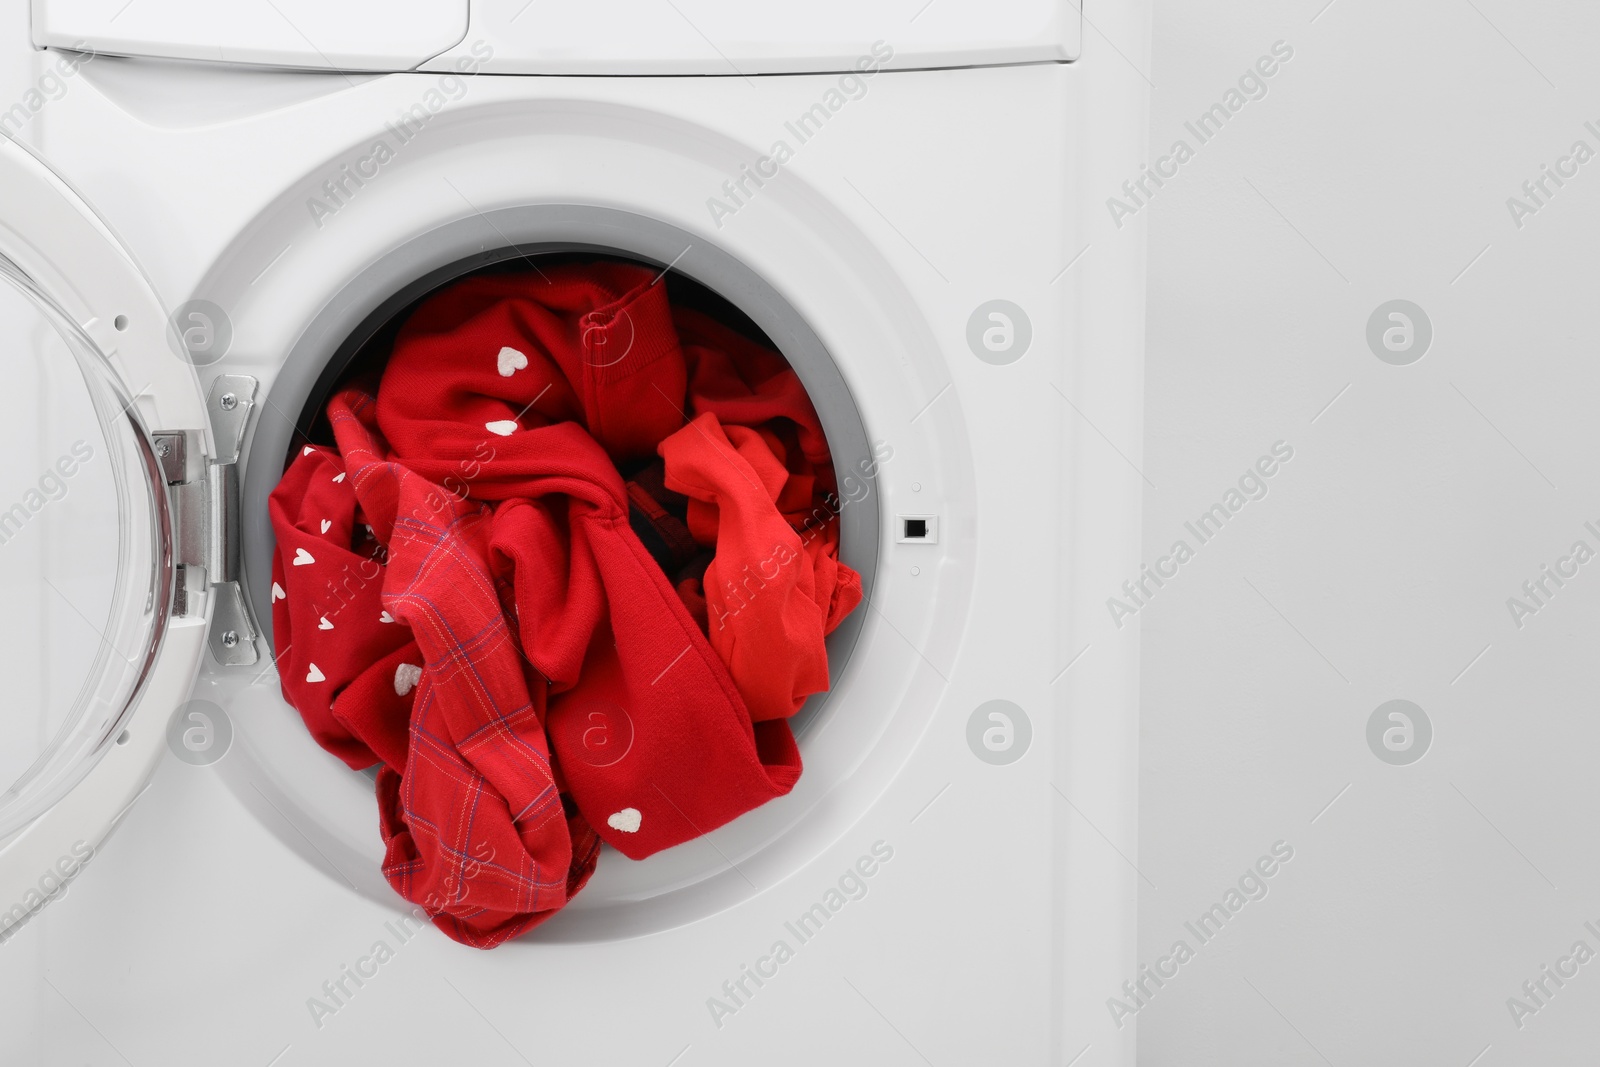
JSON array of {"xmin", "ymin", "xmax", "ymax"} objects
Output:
[{"xmin": 153, "ymin": 374, "xmax": 259, "ymax": 666}]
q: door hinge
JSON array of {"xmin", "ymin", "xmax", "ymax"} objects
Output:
[{"xmin": 154, "ymin": 374, "xmax": 259, "ymax": 666}]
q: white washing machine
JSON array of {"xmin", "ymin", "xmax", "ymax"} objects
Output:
[{"xmin": 0, "ymin": 3, "xmax": 1149, "ymax": 1064}]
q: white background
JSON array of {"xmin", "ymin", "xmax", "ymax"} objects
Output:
[{"xmin": 1136, "ymin": 0, "xmax": 1600, "ymax": 1063}]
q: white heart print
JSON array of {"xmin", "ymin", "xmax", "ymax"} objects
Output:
[
  {"xmin": 333, "ymin": 472, "xmax": 346, "ymax": 483},
  {"xmin": 293, "ymin": 548, "xmax": 315, "ymax": 566},
  {"xmin": 272, "ymin": 582, "xmax": 286, "ymax": 601},
  {"xmin": 306, "ymin": 663, "xmax": 325, "ymax": 683},
  {"xmin": 607, "ymin": 808, "xmax": 642, "ymax": 834},
  {"xmin": 302, "ymin": 446, "xmax": 315, "ymax": 456},
  {"xmin": 394, "ymin": 663, "xmax": 423, "ymax": 696},
  {"xmin": 320, "ymin": 519, "xmax": 331, "ymax": 534},
  {"xmin": 485, "ymin": 420, "xmax": 518, "ymax": 437},
  {"xmin": 497, "ymin": 346, "xmax": 529, "ymax": 377},
  {"xmin": 318, "ymin": 616, "xmax": 333, "ymax": 630},
  {"xmin": 379, "ymin": 610, "xmax": 394, "ymax": 623}
]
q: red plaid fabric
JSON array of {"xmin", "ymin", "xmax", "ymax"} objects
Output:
[{"xmin": 272, "ymin": 397, "xmax": 598, "ymax": 947}]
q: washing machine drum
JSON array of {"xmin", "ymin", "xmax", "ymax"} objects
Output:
[{"xmin": 262, "ymin": 255, "xmax": 867, "ymax": 945}]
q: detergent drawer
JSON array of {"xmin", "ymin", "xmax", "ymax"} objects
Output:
[
  {"xmin": 31, "ymin": 0, "xmax": 1080, "ymax": 74},
  {"xmin": 30, "ymin": 0, "xmax": 469, "ymax": 71}
]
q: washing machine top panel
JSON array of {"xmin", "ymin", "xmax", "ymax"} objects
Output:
[{"xmin": 34, "ymin": 0, "xmax": 1080, "ymax": 74}]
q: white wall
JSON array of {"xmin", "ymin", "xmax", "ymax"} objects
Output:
[{"xmin": 1138, "ymin": 0, "xmax": 1600, "ymax": 1062}]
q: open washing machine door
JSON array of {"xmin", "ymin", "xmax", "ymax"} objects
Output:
[{"xmin": 0, "ymin": 135, "xmax": 231, "ymax": 938}]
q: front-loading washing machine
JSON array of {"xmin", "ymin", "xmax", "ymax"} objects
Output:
[{"xmin": 0, "ymin": 3, "xmax": 1150, "ymax": 1063}]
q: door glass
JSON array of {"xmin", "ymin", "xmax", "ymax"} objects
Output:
[{"xmin": 0, "ymin": 257, "xmax": 167, "ymax": 843}]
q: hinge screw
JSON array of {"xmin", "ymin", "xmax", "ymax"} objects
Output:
[
  {"xmin": 219, "ymin": 393, "xmax": 238, "ymax": 411},
  {"xmin": 220, "ymin": 630, "xmax": 239, "ymax": 648},
  {"xmin": 155, "ymin": 440, "xmax": 170, "ymax": 458}
]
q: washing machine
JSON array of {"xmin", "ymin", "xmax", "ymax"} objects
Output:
[{"xmin": 0, "ymin": 2, "xmax": 1149, "ymax": 1063}]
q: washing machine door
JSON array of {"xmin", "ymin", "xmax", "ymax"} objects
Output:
[{"xmin": 0, "ymin": 135, "xmax": 220, "ymax": 939}]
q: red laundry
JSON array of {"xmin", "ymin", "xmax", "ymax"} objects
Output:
[
  {"xmin": 659, "ymin": 412, "xmax": 861, "ymax": 720},
  {"xmin": 269, "ymin": 261, "xmax": 860, "ymax": 947}
]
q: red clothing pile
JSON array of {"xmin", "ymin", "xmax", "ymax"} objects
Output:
[{"xmin": 268, "ymin": 262, "xmax": 861, "ymax": 947}]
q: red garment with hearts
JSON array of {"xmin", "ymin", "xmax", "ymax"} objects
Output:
[{"xmin": 268, "ymin": 262, "xmax": 860, "ymax": 947}]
